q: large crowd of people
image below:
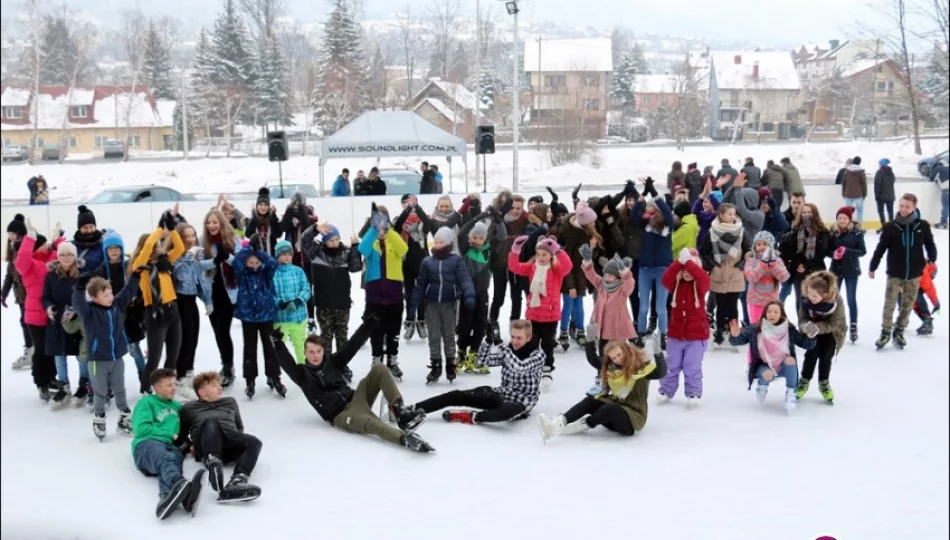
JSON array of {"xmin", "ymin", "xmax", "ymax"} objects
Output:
[{"xmin": 1, "ymin": 153, "xmax": 943, "ymax": 521}]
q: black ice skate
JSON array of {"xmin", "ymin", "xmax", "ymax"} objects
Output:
[
  {"xmin": 245, "ymin": 380, "xmax": 256, "ymax": 400},
  {"xmin": 917, "ymin": 318, "xmax": 934, "ymax": 336},
  {"xmin": 182, "ymin": 469, "xmax": 206, "ymax": 517},
  {"xmin": 574, "ymin": 330, "xmax": 589, "ymax": 347},
  {"xmin": 644, "ymin": 316, "xmax": 658, "ymax": 336},
  {"xmin": 204, "ymin": 454, "xmax": 225, "ymax": 492},
  {"xmin": 117, "ymin": 410, "xmax": 132, "ymax": 436},
  {"xmin": 156, "ymin": 478, "xmax": 191, "ymax": 520},
  {"xmin": 50, "ymin": 380, "xmax": 70, "ymax": 411},
  {"xmin": 37, "ymin": 385, "xmax": 51, "ymax": 403},
  {"xmin": 401, "ymin": 432, "xmax": 435, "ymax": 453},
  {"xmin": 390, "ymin": 399, "xmax": 426, "ymax": 433},
  {"xmin": 387, "ymin": 356, "xmax": 403, "ymax": 381},
  {"xmin": 875, "ymin": 328, "xmax": 891, "ymax": 350},
  {"xmin": 568, "ymin": 322, "xmax": 578, "ymax": 341},
  {"xmin": 342, "ymin": 366, "xmax": 353, "ymax": 384},
  {"xmin": 218, "ymin": 473, "xmax": 262, "ymax": 503},
  {"xmin": 488, "ymin": 319, "xmax": 501, "ymax": 343},
  {"xmin": 426, "ymin": 359, "xmax": 443, "ymax": 385},
  {"xmin": 893, "ymin": 328, "xmax": 907, "ymax": 349},
  {"xmin": 219, "ymin": 366, "xmax": 235, "ymax": 389},
  {"xmin": 73, "ymin": 377, "xmax": 90, "ymax": 408},
  {"xmin": 266, "ymin": 377, "xmax": 287, "ymax": 397},
  {"xmin": 849, "ymin": 322, "xmax": 858, "ymax": 344},
  {"xmin": 445, "ymin": 358, "xmax": 457, "ymax": 382},
  {"xmin": 660, "ymin": 333, "xmax": 668, "ymax": 352},
  {"xmin": 557, "ymin": 331, "xmax": 570, "ymax": 352},
  {"xmin": 138, "ymin": 370, "xmax": 151, "ymax": 395},
  {"xmin": 93, "ymin": 413, "xmax": 106, "ymax": 441}
]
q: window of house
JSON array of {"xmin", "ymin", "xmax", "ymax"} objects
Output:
[
  {"xmin": 94, "ymin": 136, "xmax": 104, "ymax": 148},
  {"xmin": 583, "ymin": 98, "xmax": 600, "ymax": 111},
  {"xmin": 2, "ymin": 106, "xmax": 22, "ymax": 119},
  {"xmin": 64, "ymin": 136, "xmax": 77, "ymax": 148},
  {"xmin": 544, "ymin": 75, "xmax": 567, "ymax": 88},
  {"xmin": 127, "ymin": 135, "xmax": 141, "ymax": 147},
  {"xmin": 69, "ymin": 105, "xmax": 88, "ymax": 118},
  {"xmin": 877, "ymin": 81, "xmax": 887, "ymax": 92},
  {"xmin": 582, "ymin": 74, "xmax": 600, "ymax": 88},
  {"xmin": 720, "ymin": 109, "xmax": 740, "ymax": 123},
  {"xmin": 760, "ymin": 122, "xmax": 775, "ymax": 132},
  {"xmin": 31, "ymin": 137, "xmax": 44, "ymax": 148},
  {"xmin": 641, "ymin": 95, "xmax": 652, "ymax": 106},
  {"xmin": 729, "ymin": 91, "xmax": 740, "ymax": 108}
]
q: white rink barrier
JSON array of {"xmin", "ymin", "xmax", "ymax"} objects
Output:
[{"xmin": 1, "ymin": 183, "xmax": 942, "ymax": 249}]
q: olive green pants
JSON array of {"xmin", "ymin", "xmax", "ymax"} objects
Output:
[
  {"xmin": 882, "ymin": 277, "xmax": 921, "ymax": 332},
  {"xmin": 332, "ymin": 364, "xmax": 404, "ymax": 445}
]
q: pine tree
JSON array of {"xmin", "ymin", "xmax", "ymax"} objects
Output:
[
  {"xmin": 211, "ymin": 0, "xmax": 254, "ymax": 85},
  {"xmin": 38, "ymin": 16, "xmax": 90, "ymax": 86},
  {"xmin": 253, "ymin": 37, "xmax": 293, "ymax": 128},
  {"xmin": 610, "ymin": 53, "xmax": 637, "ymax": 109},
  {"xmin": 312, "ymin": 0, "xmax": 370, "ymax": 134},
  {"xmin": 918, "ymin": 50, "xmax": 949, "ymax": 124},
  {"xmin": 189, "ymin": 28, "xmax": 219, "ymax": 137},
  {"xmin": 142, "ymin": 20, "xmax": 174, "ymax": 100},
  {"xmin": 478, "ymin": 66, "xmax": 495, "ymax": 110}
]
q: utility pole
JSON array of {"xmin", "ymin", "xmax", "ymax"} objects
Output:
[
  {"xmin": 511, "ymin": 2, "xmax": 520, "ymax": 192},
  {"xmin": 474, "ymin": 0, "xmax": 481, "ymax": 188},
  {"xmin": 536, "ymin": 36, "xmax": 541, "ymax": 151}
]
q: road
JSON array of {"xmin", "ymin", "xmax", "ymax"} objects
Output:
[{"xmin": 0, "ymin": 154, "xmax": 252, "ymax": 167}]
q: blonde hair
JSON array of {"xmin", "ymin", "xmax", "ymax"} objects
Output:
[
  {"xmin": 599, "ymin": 340, "xmax": 649, "ymax": 386},
  {"xmin": 202, "ymin": 209, "xmax": 236, "ymax": 260},
  {"xmin": 509, "ymin": 319, "xmax": 533, "ymax": 337},
  {"xmin": 127, "ymin": 233, "xmax": 150, "ymax": 277}
]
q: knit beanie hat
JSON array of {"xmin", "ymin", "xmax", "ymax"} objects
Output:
[
  {"xmin": 57, "ymin": 241, "xmax": 78, "ymax": 258},
  {"xmin": 102, "ymin": 229, "xmax": 124, "ymax": 254},
  {"xmin": 535, "ymin": 236, "xmax": 559, "ymax": 256},
  {"xmin": 528, "ymin": 195, "xmax": 544, "ymax": 206},
  {"xmin": 673, "ymin": 201, "xmax": 691, "ymax": 219},
  {"xmin": 708, "ymin": 191, "xmax": 723, "ymax": 206},
  {"xmin": 469, "ymin": 221, "xmax": 489, "ymax": 240},
  {"xmin": 853, "ymin": 156, "xmax": 862, "ymax": 166},
  {"xmin": 601, "ymin": 256, "xmax": 625, "ymax": 278},
  {"xmin": 753, "ymin": 230, "xmax": 776, "ymax": 249},
  {"xmin": 434, "ymin": 226, "xmax": 456, "ymax": 246},
  {"xmin": 33, "ymin": 233, "xmax": 48, "ymax": 252},
  {"xmin": 7, "ymin": 213, "xmax": 27, "ymax": 236},
  {"xmin": 703, "ymin": 165, "xmax": 714, "ymax": 176},
  {"xmin": 879, "ymin": 158, "xmax": 891, "ymax": 167},
  {"xmin": 274, "ymin": 240, "xmax": 293, "ymax": 257},
  {"xmin": 757, "ymin": 187, "xmax": 772, "ymax": 202},
  {"xmin": 256, "ymin": 187, "xmax": 271, "ymax": 206},
  {"xmin": 77, "ymin": 205, "xmax": 96, "ymax": 229},
  {"xmin": 836, "ymin": 206, "xmax": 855, "ymax": 221},
  {"xmin": 575, "ymin": 201, "xmax": 597, "ymax": 226},
  {"xmin": 552, "ymin": 202, "xmax": 569, "ymax": 218},
  {"xmin": 322, "ymin": 225, "xmax": 341, "ymax": 242}
]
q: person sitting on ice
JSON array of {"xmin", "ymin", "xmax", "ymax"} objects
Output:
[
  {"xmin": 273, "ymin": 316, "xmax": 435, "ymax": 453},
  {"xmin": 179, "ymin": 372, "xmax": 263, "ymax": 503},
  {"xmin": 131, "ymin": 368, "xmax": 205, "ymax": 520},
  {"xmin": 409, "ymin": 319, "xmax": 545, "ymax": 425},
  {"xmin": 536, "ymin": 337, "xmax": 667, "ymax": 443}
]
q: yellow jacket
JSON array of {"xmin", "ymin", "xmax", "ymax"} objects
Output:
[{"xmin": 133, "ymin": 228, "xmax": 184, "ymax": 307}]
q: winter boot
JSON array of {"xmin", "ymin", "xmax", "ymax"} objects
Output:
[
  {"xmin": 387, "ymin": 356, "xmax": 403, "ymax": 381},
  {"xmin": 156, "ymin": 478, "xmax": 190, "ymax": 520},
  {"xmin": 93, "ymin": 413, "xmax": 106, "ymax": 441},
  {"xmin": 660, "ymin": 333, "xmax": 668, "ymax": 352},
  {"xmin": 426, "ymin": 359, "xmax": 443, "ymax": 386},
  {"xmin": 267, "ymin": 376, "xmax": 287, "ymax": 397},
  {"xmin": 917, "ymin": 318, "xmax": 934, "ymax": 336},
  {"xmin": 245, "ymin": 380, "xmax": 256, "ymax": 400},
  {"xmin": 12, "ymin": 347, "xmax": 32, "ymax": 370},
  {"xmin": 389, "ymin": 399, "xmax": 426, "ymax": 433},
  {"xmin": 204, "ymin": 454, "xmax": 225, "ymax": 492},
  {"xmin": 219, "ymin": 366, "xmax": 235, "ymax": 389},
  {"xmin": 37, "ymin": 385, "xmax": 51, "ymax": 403},
  {"xmin": 875, "ymin": 328, "xmax": 892, "ymax": 350},
  {"xmin": 575, "ymin": 329, "xmax": 589, "ymax": 347},
  {"xmin": 819, "ymin": 380, "xmax": 835, "ymax": 403},
  {"xmin": 181, "ymin": 470, "xmax": 206, "ymax": 516},
  {"xmin": 401, "ymin": 432, "xmax": 435, "ymax": 453},
  {"xmin": 893, "ymin": 327, "xmax": 907, "ymax": 349},
  {"xmin": 416, "ymin": 321, "xmax": 428, "ymax": 340},
  {"xmin": 784, "ymin": 387, "xmax": 798, "ymax": 413},
  {"xmin": 795, "ymin": 378, "xmax": 810, "ymax": 400},
  {"xmin": 707, "ymin": 311, "xmax": 715, "ymax": 329},
  {"xmin": 117, "ymin": 409, "xmax": 132, "ymax": 435},
  {"xmin": 755, "ymin": 385, "xmax": 769, "ymax": 405},
  {"xmin": 442, "ymin": 410, "xmax": 475, "ymax": 424},
  {"xmin": 218, "ymin": 473, "xmax": 262, "ymax": 502},
  {"xmin": 73, "ymin": 377, "xmax": 90, "ymax": 408},
  {"xmin": 849, "ymin": 322, "xmax": 858, "ymax": 344},
  {"xmin": 445, "ymin": 358, "xmax": 458, "ymax": 382},
  {"xmin": 586, "ymin": 376, "xmax": 603, "ymax": 397},
  {"xmin": 713, "ymin": 329, "xmax": 725, "ymax": 347},
  {"xmin": 644, "ymin": 316, "xmax": 658, "ymax": 336},
  {"xmin": 557, "ymin": 331, "xmax": 570, "ymax": 352},
  {"xmin": 50, "ymin": 380, "xmax": 70, "ymax": 410},
  {"xmin": 403, "ymin": 320, "xmax": 416, "ymax": 340},
  {"xmin": 541, "ymin": 365, "xmax": 554, "ymax": 390}
]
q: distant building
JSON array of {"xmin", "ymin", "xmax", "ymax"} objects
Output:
[
  {"xmin": 794, "ymin": 39, "xmax": 880, "ymax": 84},
  {"xmin": 523, "ymin": 37, "xmax": 613, "ymax": 140},
  {"xmin": 407, "ymin": 78, "xmax": 487, "ymax": 142},
  {"xmin": 0, "ymin": 85, "xmax": 174, "ymax": 155},
  {"xmin": 632, "ymin": 74, "xmax": 678, "ymax": 114}
]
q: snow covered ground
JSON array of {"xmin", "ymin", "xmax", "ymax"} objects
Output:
[
  {"xmin": 2, "ymin": 139, "xmax": 945, "ymax": 203},
  {"xmin": 1, "ymin": 233, "xmax": 948, "ymax": 540}
]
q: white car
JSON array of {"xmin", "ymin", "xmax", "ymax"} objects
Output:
[{"xmin": 1, "ymin": 145, "xmax": 29, "ymax": 162}]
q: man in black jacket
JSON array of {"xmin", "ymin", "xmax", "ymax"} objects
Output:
[
  {"xmin": 274, "ymin": 317, "xmax": 435, "ymax": 452},
  {"xmin": 869, "ymin": 193, "xmax": 938, "ymax": 350},
  {"xmin": 179, "ymin": 372, "xmax": 263, "ymax": 502},
  {"xmin": 419, "ymin": 162, "xmax": 437, "ymax": 194},
  {"xmin": 355, "ymin": 167, "xmax": 387, "ymax": 196}
]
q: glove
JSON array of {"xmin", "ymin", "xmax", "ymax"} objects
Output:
[
  {"xmin": 205, "ymin": 303, "xmax": 214, "ymax": 317},
  {"xmin": 469, "ymin": 199, "xmax": 482, "ymax": 215},
  {"xmin": 586, "ymin": 320, "xmax": 598, "ymax": 340},
  {"xmin": 213, "ymin": 242, "xmax": 229, "ymax": 264},
  {"xmin": 488, "ymin": 205, "xmax": 503, "ymax": 223},
  {"xmin": 511, "ymin": 235, "xmax": 528, "ymax": 256},
  {"xmin": 644, "ymin": 177, "xmax": 658, "ymax": 197},
  {"xmin": 77, "ymin": 271, "xmax": 94, "ymax": 289},
  {"xmin": 155, "ymin": 254, "xmax": 172, "ymax": 273},
  {"xmin": 278, "ymin": 300, "xmax": 292, "ymax": 310},
  {"xmin": 579, "ymin": 243, "xmax": 593, "ymax": 262},
  {"xmin": 293, "ymin": 298, "xmax": 306, "ymax": 308},
  {"xmin": 546, "ymin": 186, "xmax": 557, "ymax": 200},
  {"xmin": 131, "ymin": 264, "xmax": 150, "ymax": 277},
  {"xmin": 833, "ymin": 246, "xmax": 846, "ymax": 260},
  {"xmin": 464, "ymin": 298, "xmax": 475, "ymax": 311},
  {"xmin": 761, "ymin": 247, "xmax": 775, "ymax": 262},
  {"xmin": 571, "ymin": 183, "xmax": 583, "ymax": 202},
  {"xmin": 500, "ymin": 198, "xmax": 514, "ymax": 216},
  {"xmin": 25, "ymin": 218, "xmax": 36, "ymax": 238},
  {"xmin": 158, "ymin": 210, "xmax": 174, "ymax": 231},
  {"xmin": 249, "ymin": 233, "xmax": 263, "ymax": 252}
]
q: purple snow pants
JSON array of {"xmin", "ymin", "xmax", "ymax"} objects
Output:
[{"xmin": 659, "ymin": 338, "xmax": 708, "ymax": 398}]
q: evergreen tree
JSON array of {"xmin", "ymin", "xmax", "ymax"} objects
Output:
[
  {"xmin": 478, "ymin": 66, "xmax": 495, "ymax": 110},
  {"xmin": 918, "ymin": 50, "xmax": 949, "ymax": 124},
  {"xmin": 189, "ymin": 28, "xmax": 220, "ymax": 135},
  {"xmin": 610, "ymin": 53, "xmax": 637, "ymax": 109},
  {"xmin": 38, "ymin": 16, "xmax": 91, "ymax": 86},
  {"xmin": 253, "ymin": 37, "xmax": 293, "ymax": 128},
  {"xmin": 629, "ymin": 42, "xmax": 649, "ymax": 75},
  {"xmin": 142, "ymin": 20, "xmax": 175, "ymax": 100},
  {"xmin": 448, "ymin": 42, "xmax": 469, "ymax": 82},
  {"xmin": 211, "ymin": 0, "xmax": 254, "ymax": 84},
  {"xmin": 312, "ymin": 0, "xmax": 369, "ymax": 134}
]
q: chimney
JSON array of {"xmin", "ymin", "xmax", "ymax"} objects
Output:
[
  {"xmin": 829, "ymin": 39, "xmax": 840, "ymax": 50},
  {"xmin": 752, "ymin": 61, "xmax": 760, "ymax": 80},
  {"xmin": 734, "ymin": 54, "xmax": 742, "ymax": 65}
]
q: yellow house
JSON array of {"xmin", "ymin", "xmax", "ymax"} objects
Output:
[{"xmin": 0, "ymin": 85, "xmax": 175, "ymax": 155}]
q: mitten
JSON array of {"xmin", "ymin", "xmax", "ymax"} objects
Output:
[
  {"xmin": 761, "ymin": 247, "xmax": 775, "ymax": 262},
  {"xmin": 622, "ymin": 256, "xmax": 633, "ymax": 269},
  {"xmin": 249, "ymin": 233, "xmax": 263, "ymax": 252},
  {"xmin": 579, "ymin": 243, "xmax": 593, "ymax": 262},
  {"xmin": 293, "ymin": 298, "xmax": 306, "ymax": 308},
  {"xmin": 278, "ymin": 300, "xmax": 292, "ymax": 310},
  {"xmin": 546, "ymin": 186, "xmax": 557, "ymax": 200},
  {"xmin": 511, "ymin": 235, "xmax": 528, "ymax": 255},
  {"xmin": 571, "ymin": 183, "xmax": 582, "ymax": 203},
  {"xmin": 500, "ymin": 198, "xmax": 514, "ymax": 216},
  {"xmin": 156, "ymin": 254, "xmax": 172, "ymax": 273},
  {"xmin": 678, "ymin": 248, "xmax": 692, "ymax": 265},
  {"xmin": 489, "ymin": 205, "xmax": 503, "ymax": 223},
  {"xmin": 586, "ymin": 320, "xmax": 598, "ymax": 340},
  {"xmin": 644, "ymin": 177, "xmax": 658, "ymax": 198},
  {"xmin": 213, "ymin": 243, "xmax": 229, "ymax": 264}
]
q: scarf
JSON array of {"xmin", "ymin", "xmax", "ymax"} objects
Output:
[
  {"xmin": 401, "ymin": 212, "xmax": 424, "ymax": 245},
  {"xmin": 709, "ymin": 219, "xmax": 744, "ymax": 264},
  {"xmin": 528, "ymin": 262, "xmax": 550, "ymax": 308},
  {"xmin": 504, "ymin": 213, "xmax": 520, "ymax": 224},
  {"xmin": 432, "ymin": 209, "xmax": 456, "ymax": 225},
  {"xmin": 602, "ymin": 277, "xmax": 624, "ymax": 294},
  {"xmin": 757, "ymin": 319, "xmax": 789, "ymax": 371},
  {"xmin": 804, "ymin": 299, "xmax": 837, "ymax": 320},
  {"xmin": 796, "ymin": 226, "xmax": 817, "ymax": 260},
  {"xmin": 894, "ymin": 212, "xmax": 915, "ymax": 226}
]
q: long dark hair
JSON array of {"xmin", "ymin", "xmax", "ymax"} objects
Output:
[{"xmin": 755, "ymin": 301, "xmax": 797, "ymax": 332}]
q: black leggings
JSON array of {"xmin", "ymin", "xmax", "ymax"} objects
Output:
[
  {"xmin": 531, "ymin": 320, "xmax": 558, "ymax": 369},
  {"xmin": 20, "ymin": 304, "xmax": 33, "ymax": 348},
  {"xmin": 563, "ymin": 396, "xmax": 635, "ymax": 435},
  {"xmin": 27, "ymin": 324, "xmax": 55, "ymax": 388},
  {"xmin": 145, "ymin": 303, "xmax": 182, "ymax": 379},
  {"xmin": 457, "ymin": 292, "xmax": 489, "ymax": 354},
  {"xmin": 801, "ymin": 333, "xmax": 836, "ymax": 382},
  {"xmin": 209, "ymin": 294, "xmax": 236, "ymax": 370},
  {"xmin": 415, "ymin": 386, "xmax": 527, "ymax": 423},
  {"xmin": 490, "ymin": 268, "xmax": 524, "ymax": 321},
  {"xmin": 176, "ymin": 294, "xmax": 201, "ymax": 378},
  {"xmin": 241, "ymin": 321, "xmax": 280, "ymax": 381},
  {"xmin": 194, "ymin": 418, "xmax": 263, "ymax": 476},
  {"xmin": 367, "ymin": 302, "xmax": 403, "ymax": 358},
  {"xmin": 403, "ymin": 270, "xmax": 427, "ymax": 321},
  {"xmin": 714, "ymin": 292, "xmax": 740, "ymax": 335}
]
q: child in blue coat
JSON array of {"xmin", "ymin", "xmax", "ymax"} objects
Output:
[
  {"xmin": 233, "ymin": 234, "xmax": 283, "ymax": 399},
  {"xmin": 273, "ymin": 240, "xmax": 311, "ymax": 365}
]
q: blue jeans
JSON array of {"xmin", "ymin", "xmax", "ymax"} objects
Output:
[
  {"xmin": 844, "ymin": 197, "xmax": 865, "ymax": 222},
  {"xmin": 560, "ymin": 294, "xmax": 585, "ymax": 332},
  {"xmin": 837, "ymin": 276, "xmax": 859, "ymax": 325},
  {"xmin": 55, "ymin": 355, "xmax": 89, "ymax": 383},
  {"xmin": 941, "ymin": 190, "xmax": 949, "ymax": 225},
  {"xmin": 637, "ymin": 267, "xmax": 669, "ymax": 334},
  {"xmin": 134, "ymin": 440, "xmax": 184, "ymax": 495},
  {"xmin": 129, "ymin": 340, "xmax": 146, "ymax": 372},
  {"xmin": 757, "ymin": 362, "xmax": 798, "ymax": 389}
]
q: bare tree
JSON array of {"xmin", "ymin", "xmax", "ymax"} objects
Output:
[
  {"xmin": 239, "ymin": 0, "xmax": 285, "ymax": 42},
  {"xmin": 667, "ymin": 59, "xmax": 707, "ymax": 150},
  {"xmin": 427, "ymin": 0, "xmax": 461, "ymax": 79},
  {"xmin": 55, "ymin": 7, "xmax": 97, "ymax": 163},
  {"xmin": 114, "ymin": 11, "xmax": 151, "ymax": 162},
  {"xmin": 395, "ymin": 6, "xmax": 421, "ymax": 102},
  {"xmin": 21, "ymin": 0, "xmax": 47, "ymax": 165},
  {"xmin": 547, "ymin": 109, "xmax": 596, "ymax": 167}
]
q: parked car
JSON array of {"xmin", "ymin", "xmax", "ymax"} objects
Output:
[
  {"xmin": 264, "ymin": 181, "xmax": 319, "ymax": 200},
  {"xmin": 376, "ymin": 168, "xmax": 422, "ymax": 196},
  {"xmin": 103, "ymin": 139, "xmax": 125, "ymax": 159},
  {"xmin": 1, "ymin": 145, "xmax": 29, "ymax": 162},
  {"xmin": 41, "ymin": 144, "xmax": 63, "ymax": 161},
  {"xmin": 87, "ymin": 185, "xmax": 196, "ymax": 204},
  {"xmin": 919, "ymin": 149, "xmax": 950, "ymax": 177}
]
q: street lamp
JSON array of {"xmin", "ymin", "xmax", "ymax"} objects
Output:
[{"xmin": 506, "ymin": 0, "xmax": 520, "ymax": 191}]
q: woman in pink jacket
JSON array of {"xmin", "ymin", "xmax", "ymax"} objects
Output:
[
  {"xmin": 508, "ymin": 235, "xmax": 572, "ymax": 389},
  {"xmin": 15, "ymin": 219, "xmax": 62, "ymax": 400},
  {"xmin": 581, "ymin": 249, "xmax": 636, "ymax": 395}
]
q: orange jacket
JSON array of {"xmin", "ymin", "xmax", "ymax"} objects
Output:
[
  {"xmin": 920, "ymin": 262, "xmax": 939, "ymax": 306},
  {"xmin": 133, "ymin": 228, "xmax": 184, "ymax": 307}
]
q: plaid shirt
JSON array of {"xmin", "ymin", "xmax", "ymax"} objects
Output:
[{"xmin": 476, "ymin": 340, "xmax": 545, "ymax": 411}]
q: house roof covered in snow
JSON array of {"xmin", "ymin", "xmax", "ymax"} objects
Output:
[
  {"xmin": 708, "ymin": 51, "xmax": 800, "ymax": 91},
  {"xmin": 634, "ymin": 74, "xmax": 677, "ymax": 94},
  {"xmin": 410, "ymin": 79, "xmax": 485, "ymax": 113},
  {"xmin": 1, "ymin": 87, "xmax": 32, "ymax": 107},
  {"xmin": 0, "ymin": 86, "xmax": 174, "ymax": 131},
  {"xmin": 414, "ymin": 97, "xmax": 463, "ymax": 124},
  {"xmin": 523, "ymin": 38, "xmax": 613, "ymax": 73},
  {"xmin": 839, "ymin": 58, "xmax": 887, "ymax": 78}
]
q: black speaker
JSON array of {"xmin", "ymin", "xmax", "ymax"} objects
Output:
[
  {"xmin": 476, "ymin": 124, "xmax": 495, "ymax": 155},
  {"xmin": 267, "ymin": 130, "xmax": 288, "ymax": 162}
]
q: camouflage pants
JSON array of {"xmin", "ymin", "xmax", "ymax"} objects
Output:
[
  {"xmin": 882, "ymin": 277, "xmax": 921, "ymax": 332},
  {"xmin": 316, "ymin": 308, "xmax": 350, "ymax": 356}
]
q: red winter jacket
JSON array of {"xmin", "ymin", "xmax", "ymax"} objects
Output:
[
  {"xmin": 662, "ymin": 260, "xmax": 711, "ymax": 341},
  {"xmin": 508, "ymin": 249, "xmax": 572, "ymax": 323},
  {"xmin": 15, "ymin": 234, "xmax": 61, "ymax": 327}
]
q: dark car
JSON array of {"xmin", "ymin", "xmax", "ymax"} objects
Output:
[
  {"xmin": 41, "ymin": 144, "xmax": 63, "ymax": 161},
  {"xmin": 103, "ymin": 140, "xmax": 126, "ymax": 159},
  {"xmin": 87, "ymin": 185, "xmax": 196, "ymax": 204},
  {"xmin": 919, "ymin": 149, "xmax": 950, "ymax": 177},
  {"xmin": 377, "ymin": 168, "xmax": 422, "ymax": 196}
]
